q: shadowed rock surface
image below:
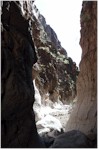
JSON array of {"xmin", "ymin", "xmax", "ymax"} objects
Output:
[
  {"xmin": 50, "ymin": 130, "xmax": 94, "ymax": 148},
  {"xmin": 41, "ymin": 129, "xmax": 64, "ymax": 148},
  {"xmin": 1, "ymin": 1, "xmax": 45, "ymax": 148}
]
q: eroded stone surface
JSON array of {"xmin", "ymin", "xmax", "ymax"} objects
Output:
[
  {"xmin": 65, "ymin": 1, "xmax": 97, "ymax": 144},
  {"xmin": 31, "ymin": 4, "xmax": 79, "ymax": 104}
]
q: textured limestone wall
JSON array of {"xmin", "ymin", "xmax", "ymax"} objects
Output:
[{"xmin": 65, "ymin": 1, "xmax": 97, "ymax": 140}]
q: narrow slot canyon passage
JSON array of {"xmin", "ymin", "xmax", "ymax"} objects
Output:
[{"xmin": 1, "ymin": 1, "xmax": 97, "ymax": 148}]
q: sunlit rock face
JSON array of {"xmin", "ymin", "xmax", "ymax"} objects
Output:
[
  {"xmin": 65, "ymin": 1, "xmax": 97, "ymax": 144},
  {"xmin": 39, "ymin": 15, "xmax": 62, "ymax": 50},
  {"xmin": 32, "ymin": 4, "xmax": 79, "ymax": 104}
]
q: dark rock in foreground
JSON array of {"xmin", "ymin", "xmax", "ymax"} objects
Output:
[
  {"xmin": 50, "ymin": 130, "xmax": 94, "ymax": 148},
  {"xmin": 41, "ymin": 129, "xmax": 64, "ymax": 148},
  {"xmin": 1, "ymin": 1, "xmax": 45, "ymax": 148}
]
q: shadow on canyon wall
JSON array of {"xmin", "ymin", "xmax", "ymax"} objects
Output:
[{"xmin": 1, "ymin": 1, "xmax": 97, "ymax": 148}]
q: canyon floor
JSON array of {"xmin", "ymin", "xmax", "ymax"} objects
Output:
[
  {"xmin": 38, "ymin": 102, "xmax": 73, "ymax": 130},
  {"xmin": 33, "ymin": 81, "xmax": 76, "ymax": 135}
]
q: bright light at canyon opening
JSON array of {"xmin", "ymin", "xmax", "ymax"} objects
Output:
[{"xmin": 34, "ymin": 0, "xmax": 83, "ymax": 67}]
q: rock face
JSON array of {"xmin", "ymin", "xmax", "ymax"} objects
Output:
[
  {"xmin": 2, "ymin": 0, "xmax": 97, "ymax": 148},
  {"xmin": 32, "ymin": 5, "xmax": 79, "ymax": 104},
  {"xmin": 50, "ymin": 130, "xmax": 93, "ymax": 148},
  {"xmin": 39, "ymin": 15, "xmax": 61, "ymax": 49},
  {"xmin": 1, "ymin": 1, "xmax": 45, "ymax": 148},
  {"xmin": 65, "ymin": 1, "xmax": 97, "ymax": 143}
]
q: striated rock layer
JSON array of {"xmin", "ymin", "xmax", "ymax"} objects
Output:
[{"xmin": 65, "ymin": 1, "xmax": 97, "ymax": 142}]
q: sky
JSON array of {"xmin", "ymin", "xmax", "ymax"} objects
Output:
[{"xmin": 34, "ymin": 0, "xmax": 83, "ymax": 67}]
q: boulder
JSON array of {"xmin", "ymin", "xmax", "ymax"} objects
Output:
[
  {"xmin": 41, "ymin": 129, "xmax": 64, "ymax": 148},
  {"xmin": 50, "ymin": 130, "xmax": 94, "ymax": 148}
]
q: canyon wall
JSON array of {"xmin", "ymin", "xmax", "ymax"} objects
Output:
[
  {"xmin": 65, "ymin": 1, "xmax": 97, "ymax": 140},
  {"xmin": 1, "ymin": 1, "xmax": 78, "ymax": 147},
  {"xmin": 1, "ymin": 0, "xmax": 97, "ymax": 148},
  {"xmin": 32, "ymin": 4, "xmax": 79, "ymax": 104},
  {"xmin": 1, "ymin": 1, "xmax": 45, "ymax": 147}
]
